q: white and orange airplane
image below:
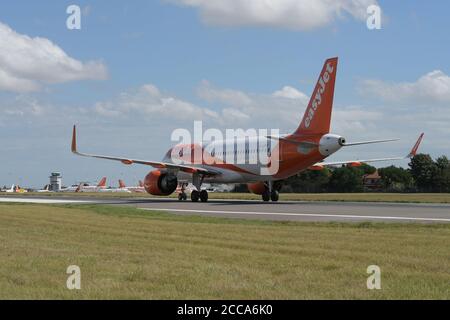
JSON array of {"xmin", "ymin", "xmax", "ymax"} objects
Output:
[
  {"xmin": 72, "ymin": 57, "xmax": 424, "ymax": 202},
  {"xmin": 77, "ymin": 177, "xmax": 107, "ymax": 192},
  {"xmin": 118, "ymin": 180, "xmax": 146, "ymax": 193}
]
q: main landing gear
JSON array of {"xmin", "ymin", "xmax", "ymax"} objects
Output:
[
  {"xmin": 178, "ymin": 188, "xmax": 209, "ymax": 203},
  {"xmin": 191, "ymin": 189, "xmax": 208, "ymax": 203},
  {"xmin": 262, "ymin": 190, "xmax": 279, "ymax": 202},
  {"xmin": 178, "ymin": 174, "xmax": 209, "ymax": 202},
  {"xmin": 262, "ymin": 181, "xmax": 281, "ymax": 202}
]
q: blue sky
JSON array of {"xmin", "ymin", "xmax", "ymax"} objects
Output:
[{"xmin": 0, "ymin": 0, "xmax": 449, "ymax": 188}]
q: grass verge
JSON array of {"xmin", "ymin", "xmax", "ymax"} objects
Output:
[{"xmin": 0, "ymin": 203, "xmax": 448, "ymax": 299}]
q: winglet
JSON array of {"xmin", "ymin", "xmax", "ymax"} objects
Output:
[
  {"xmin": 71, "ymin": 125, "xmax": 77, "ymax": 154},
  {"xmin": 407, "ymin": 133, "xmax": 424, "ymax": 158}
]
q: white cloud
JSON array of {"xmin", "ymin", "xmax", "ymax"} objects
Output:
[
  {"xmin": 360, "ymin": 70, "xmax": 450, "ymax": 104},
  {"xmin": 1, "ymin": 96, "xmax": 47, "ymax": 117},
  {"xmin": 2, "ymin": 80, "xmax": 391, "ymax": 138},
  {"xmin": 195, "ymin": 81, "xmax": 383, "ymax": 133},
  {"xmin": 91, "ymin": 81, "xmax": 311, "ymax": 129},
  {"xmin": 94, "ymin": 84, "xmax": 220, "ymax": 122},
  {"xmin": 169, "ymin": 0, "xmax": 378, "ymax": 30},
  {"xmin": 0, "ymin": 21, "xmax": 107, "ymax": 93},
  {"xmin": 272, "ymin": 86, "xmax": 309, "ymax": 100},
  {"xmin": 197, "ymin": 80, "xmax": 253, "ymax": 106},
  {"xmin": 196, "ymin": 81, "xmax": 307, "ymax": 128},
  {"xmin": 332, "ymin": 106, "xmax": 383, "ymax": 134}
]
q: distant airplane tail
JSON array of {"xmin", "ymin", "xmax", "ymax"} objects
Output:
[
  {"xmin": 118, "ymin": 180, "xmax": 126, "ymax": 188},
  {"xmin": 97, "ymin": 177, "xmax": 107, "ymax": 188},
  {"xmin": 138, "ymin": 180, "xmax": 144, "ymax": 187},
  {"xmin": 407, "ymin": 133, "xmax": 425, "ymax": 158},
  {"xmin": 293, "ymin": 57, "xmax": 338, "ymax": 136}
]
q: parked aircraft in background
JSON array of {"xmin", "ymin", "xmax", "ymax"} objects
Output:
[
  {"xmin": 118, "ymin": 180, "xmax": 146, "ymax": 193},
  {"xmin": 60, "ymin": 184, "xmax": 82, "ymax": 193},
  {"xmin": 97, "ymin": 180, "xmax": 131, "ymax": 193},
  {"xmin": 72, "ymin": 57, "xmax": 424, "ymax": 202},
  {"xmin": 36, "ymin": 185, "xmax": 52, "ymax": 193},
  {"xmin": 77, "ymin": 177, "xmax": 107, "ymax": 193},
  {"xmin": 1, "ymin": 185, "xmax": 16, "ymax": 193},
  {"xmin": 2, "ymin": 185, "xmax": 28, "ymax": 193}
]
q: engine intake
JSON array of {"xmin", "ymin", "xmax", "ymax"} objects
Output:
[{"xmin": 144, "ymin": 170, "xmax": 178, "ymax": 196}]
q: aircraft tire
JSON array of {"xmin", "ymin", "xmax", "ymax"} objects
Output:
[
  {"xmin": 191, "ymin": 190, "xmax": 200, "ymax": 202},
  {"xmin": 271, "ymin": 190, "xmax": 279, "ymax": 202},
  {"xmin": 200, "ymin": 190, "xmax": 208, "ymax": 202}
]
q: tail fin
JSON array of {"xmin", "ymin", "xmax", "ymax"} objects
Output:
[
  {"xmin": 118, "ymin": 180, "xmax": 126, "ymax": 188},
  {"xmin": 139, "ymin": 180, "xmax": 144, "ymax": 187},
  {"xmin": 97, "ymin": 177, "xmax": 107, "ymax": 188},
  {"xmin": 294, "ymin": 57, "xmax": 338, "ymax": 136},
  {"xmin": 407, "ymin": 133, "xmax": 424, "ymax": 158}
]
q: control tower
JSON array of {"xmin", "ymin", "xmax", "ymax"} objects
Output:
[{"xmin": 49, "ymin": 172, "xmax": 62, "ymax": 192}]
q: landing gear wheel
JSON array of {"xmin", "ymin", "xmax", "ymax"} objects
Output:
[
  {"xmin": 178, "ymin": 193, "xmax": 187, "ymax": 201},
  {"xmin": 191, "ymin": 190, "xmax": 200, "ymax": 202},
  {"xmin": 270, "ymin": 190, "xmax": 279, "ymax": 202},
  {"xmin": 262, "ymin": 190, "xmax": 270, "ymax": 202},
  {"xmin": 200, "ymin": 190, "xmax": 209, "ymax": 202}
]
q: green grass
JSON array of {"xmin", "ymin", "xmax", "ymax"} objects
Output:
[
  {"xmin": 0, "ymin": 203, "xmax": 449, "ymax": 299},
  {"xmin": 2, "ymin": 192, "xmax": 450, "ymax": 203}
]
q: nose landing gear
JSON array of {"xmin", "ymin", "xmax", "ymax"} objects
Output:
[
  {"xmin": 178, "ymin": 192, "xmax": 187, "ymax": 201},
  {"xmin": 178, "ymin": 182, "xmax": 188, "ymax": 201}
]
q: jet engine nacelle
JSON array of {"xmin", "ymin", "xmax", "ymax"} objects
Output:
[
  {"xmin": 247, "ymin": 182, "xmax": 266, "ymax": 195},
  {"xmin": 144, "ymin": 170, "xmax": 178, "ymax": 196},
  {"xmin": 319, "ymin": 133, "xmax": 345, "ymax": 157}
]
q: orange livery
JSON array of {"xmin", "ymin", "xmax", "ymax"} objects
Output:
[{"xmin": 71, "ymin": 58, "xmax": 424, "ymax": 202}]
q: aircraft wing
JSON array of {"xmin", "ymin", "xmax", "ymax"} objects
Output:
[
  {"xmin": 311, "ymin": 133, "xmax": 424, "ymax": 169},
  {"xmin": 71, "ymin": 126, "xmax": 220, "ymax": 176}
]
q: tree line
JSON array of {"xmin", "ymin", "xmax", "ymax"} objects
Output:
[{"xmin": 234, "ymin": 154, "xmax": 450, "ymax": 193}]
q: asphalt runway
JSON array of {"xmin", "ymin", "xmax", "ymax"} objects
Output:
[{"xmin": 2, "ymin": 196, "xmax": 449, "ymax": 223}]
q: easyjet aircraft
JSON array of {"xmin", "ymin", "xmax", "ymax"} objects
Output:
[
  {"xmin": 72, "ymin": 57, "xmax": 424, "ymax": 202},
  {"xmin": 118, "ymin": 180, "xmax": 146, "ymax": 193},
  {"xmin": 77, "ymin": 177, "xmax": 107, "ymax": 192}
]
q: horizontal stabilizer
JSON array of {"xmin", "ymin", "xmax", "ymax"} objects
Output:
[
  {"xmin": 313, "ymin": 133, "xmax": 424, "ymax": 168},
  {"xmin": 342, "ymin": 138, "xmax": 399, "ymax": 147}
]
